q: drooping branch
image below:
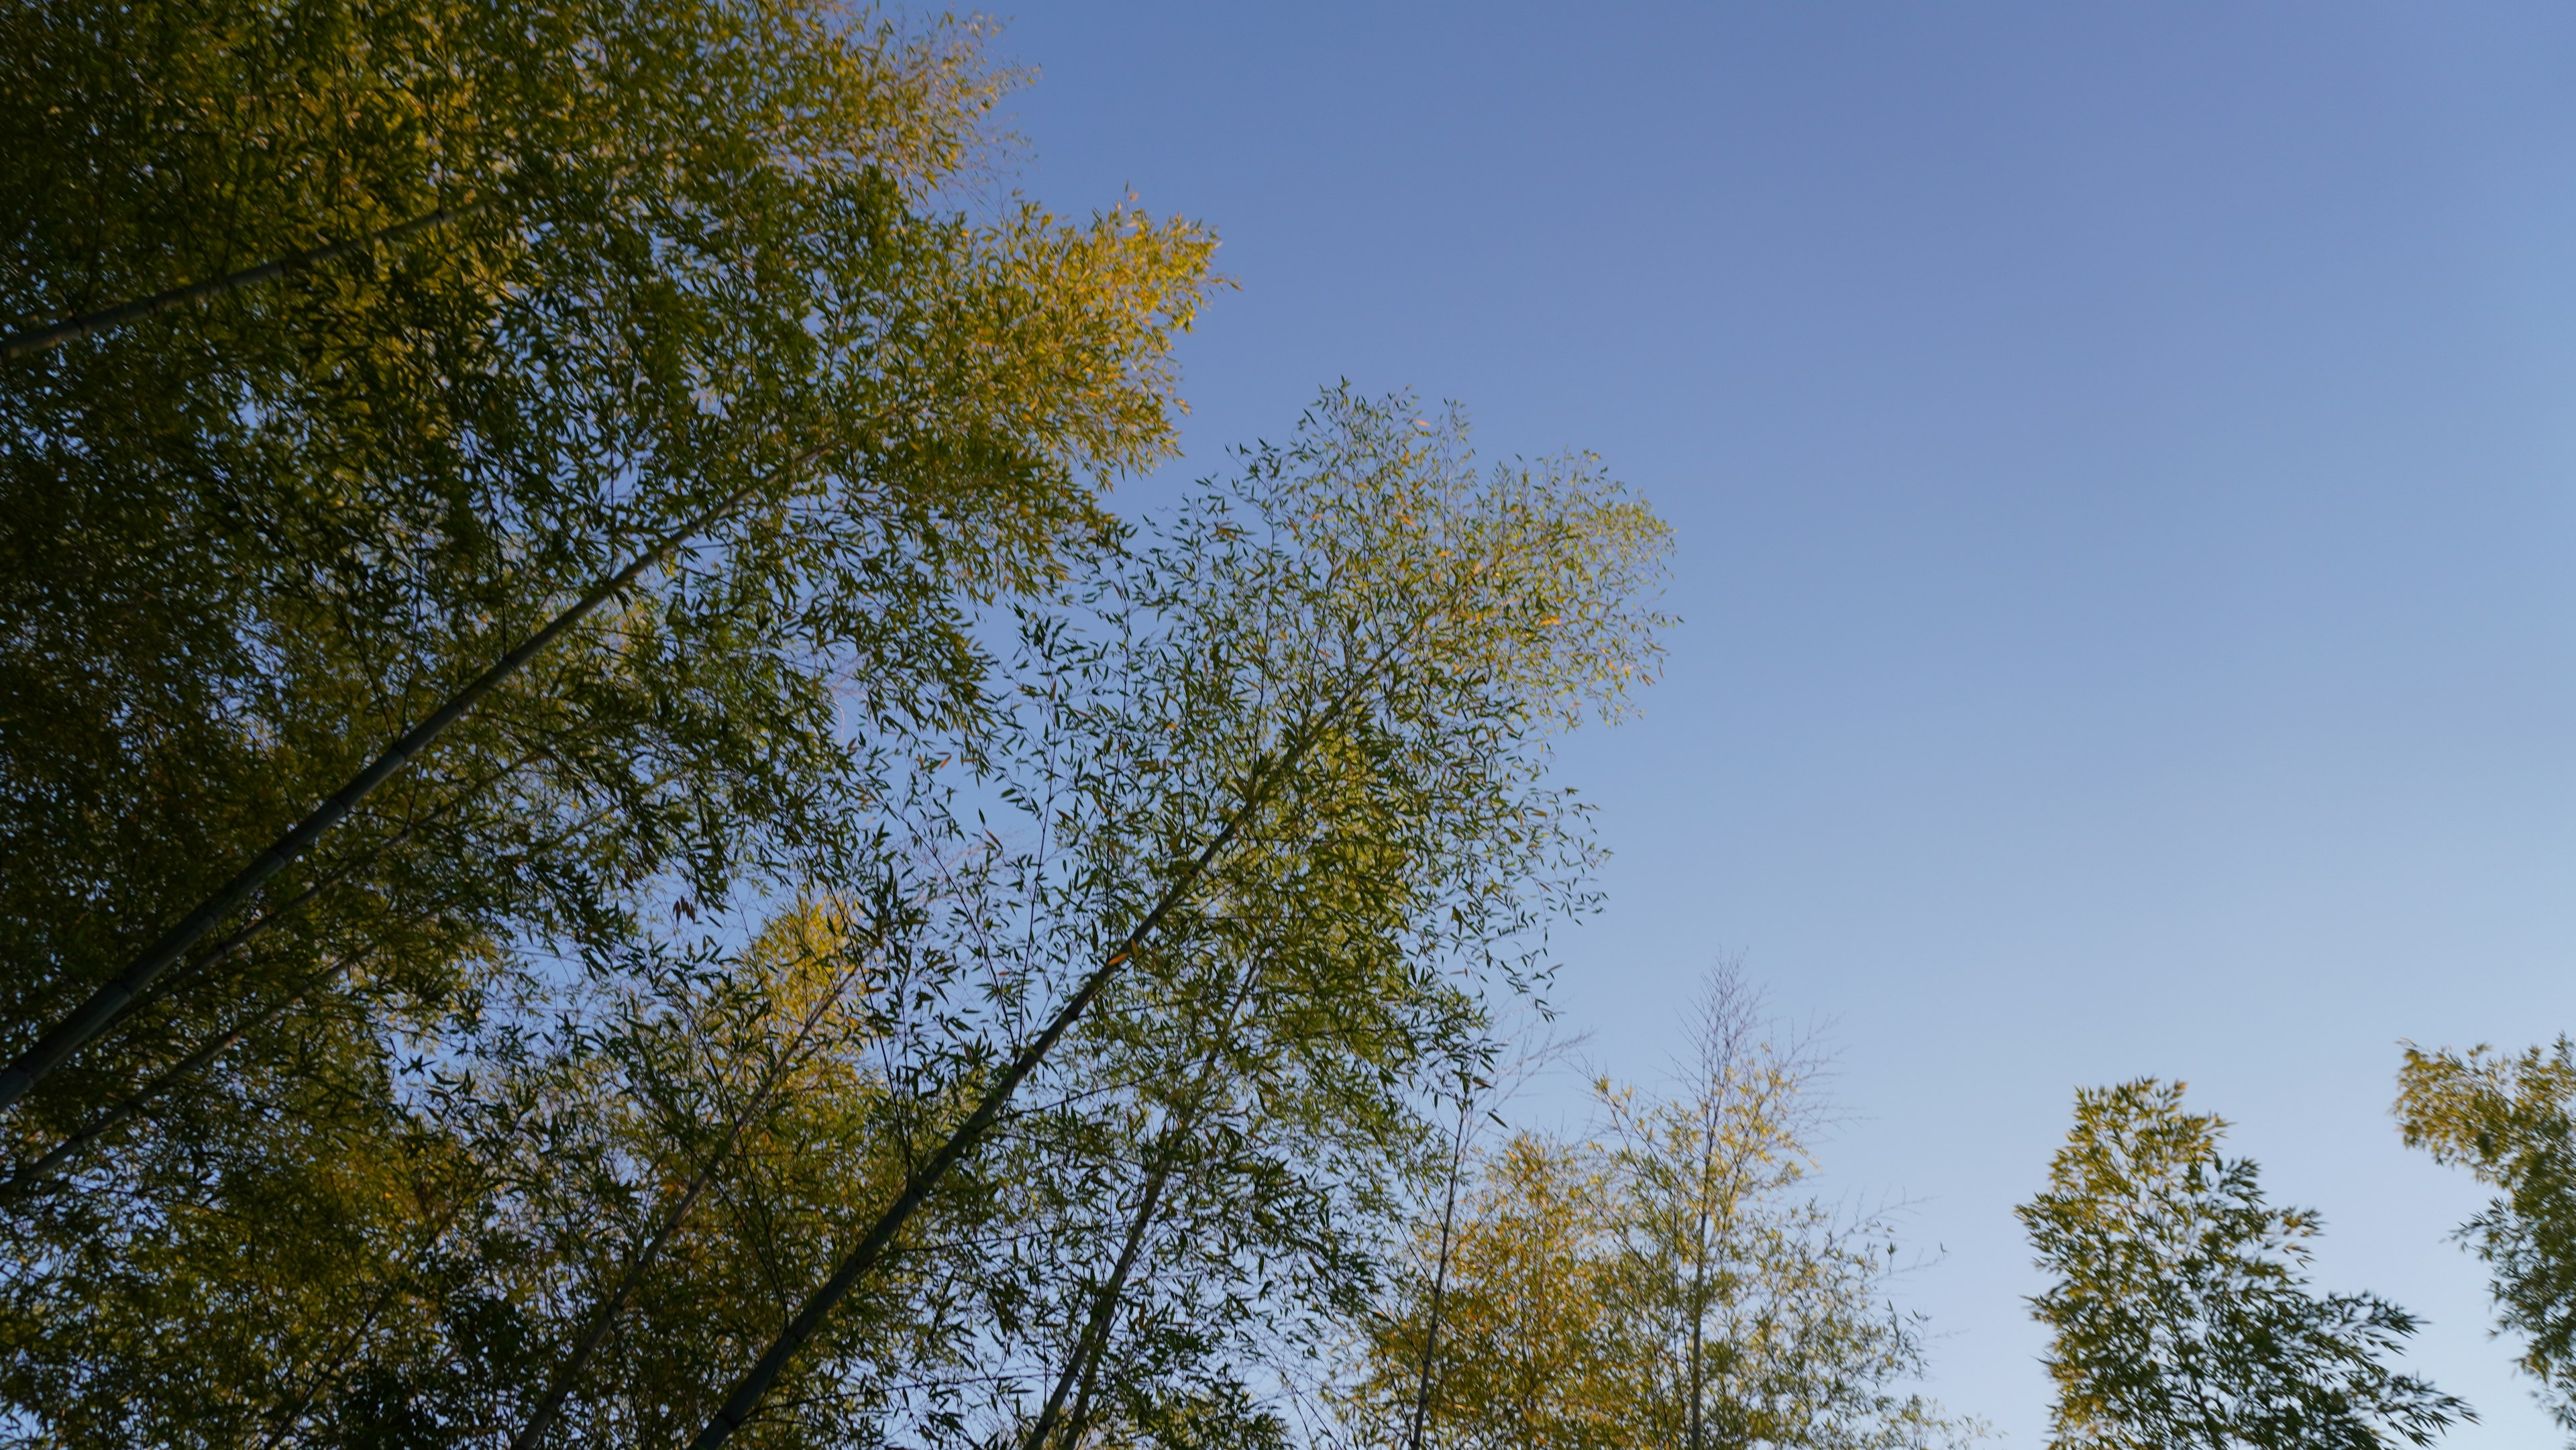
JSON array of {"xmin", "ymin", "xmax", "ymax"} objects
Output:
[
  {"xmin": 0, "ymin": 484, "xmax": 761, "ymax": 1115},
  {"xmin": 0, "ymin": 201, "xmax": 488, "ymax": 359}
]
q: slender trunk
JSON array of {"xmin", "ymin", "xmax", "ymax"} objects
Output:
[
  {"xmin": 1022, "ymin": 963, "xmax": 1260, "ymax": 1450},
  {"xmin": 0, "ymin": 752, "xmax": 568, "ymax": 1206},
  {"xmin": 1405, "ymin": 1086, "xmax": 1476, "ymax": 1450},
  {"xmin": 1056, "ymin": 1319, "xmax": 1110, "ymax": 1450},
  {"xmin": 1024, "ymin": 1158, "xmax": 1174, "ymax": 1450},
  {"xmin": 0, "ymin": 955, "xmax": 346, "ymax": 1209},
  {"xmin": 1, "ymin": 201, "xmax": 488, "ymax": 358},
  {"xmin": 683, "ymin": 705, "xmax": 1340, "ymax": 1450},
  {"xmin": 73, "ymin": 744, "xmax": 547, "ymax": 1065},
  {"xmin": 1689, "ymin": 1106, "xmax": 1713, "ymax": 1450},
  {"xmin": 0, "ymin": 483, "xmax": 759, "ymax": 1115},
  {"xmin": 506, "ymin": 923, "xmax": 881, "ymax": 1450},
  {"xmin": 1688, "ymin": 1210, "xmax": 1707, "ymax": 1450}
]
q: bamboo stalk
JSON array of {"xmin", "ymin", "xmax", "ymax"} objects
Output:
[
  {"xmin": 0, "ymin": 762, "xmax": 596, "ymax": 1208},
  {"xmin": 0, "ymin": 202, "xmax": 488, "ymax": 359},
  {"xmin": 506, "ymin": 911, "xmax": 885, "ymax": 1450},
  {"xmin": 1023, "ymin": 965, "xmax": 1260, "ymax": 1450},
  {"xmin": 0, "ymin": 957, "xmax": 351, "ymax": 1208},
  {"xmin": 0, "ymin": 485, "xmax": 759, "ymax": 1116},
  {"xmin": 1405, "ymin": 1082, "xmax": 1477, "ymax": 1450},
  {"xmin": 682, "ymin": 711, "xmax": 1334, "ymax": 1450},
  {"xmin": 1038, "ymin": 1161, "xmax": 1168, "ymax": 1450}
]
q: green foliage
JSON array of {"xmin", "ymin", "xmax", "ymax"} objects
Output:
[
  {"xmin": 1, "ymin": 0, "xmax": 1216, "ymax": 1141},
  {"xmin": 2021, "ymin": 1080, "xmax": 2468, "ymax": 1450},
  {"xmin": 0, "ymin": 3, "xmax": 1226, "ymax": 1441},
  {"xmin": 0, "ymin": 380, "xmax": 1671, "ymax": 1450},
  {"xmin": 0, "ymin": 2, "xmax": 1688, "ymax": 1442},
  {"xmin": 1371, "ymin": 1132, "xmax": 1641, "ymax": 1450},
  {"xmin": 2395, "ymin": 1038, "xmax": 2576, "ymax": 1436},
  {"xmin": 879, "ymin": 386, "xmax": 1670, "ymax": 1449}
]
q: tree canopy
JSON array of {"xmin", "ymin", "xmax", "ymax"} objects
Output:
[
  {"xmin": 0, "ymin": 349, "xmax": 1674, "ymax": 1444},
  {"xmin": 1, "ymin": 0, "xmax": 1216, "ymax": 1128},
  {"xmin": 2022, "ymin": 1080, "xmax": 2467, "ymax": 1450},
  {"xmin": 2397, "ymin": 1038, "xmax": 2576, "ymax": 1437}
]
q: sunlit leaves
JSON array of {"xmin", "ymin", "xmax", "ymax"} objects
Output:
[
  {"xmin": 2396, "ymin": 1039, "xmax": 2576, "ymax": 1435},
  {"xmin": 1, "ymin": 5, "xmax": 1216, "ymax": 1445}
]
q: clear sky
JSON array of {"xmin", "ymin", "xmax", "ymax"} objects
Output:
[{"xmin": 992, "ymin": 5, "xmax": 2576, "ymax": 1441}]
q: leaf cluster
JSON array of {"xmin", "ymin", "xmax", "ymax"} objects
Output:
[
  {"xmin": 2021, "ymin": 1079, "xmax": 2467, "ymax": 1450},
  {"xmin": 2396, "ymin": 1038, "xmax": 2576, "ymax": 1436}
]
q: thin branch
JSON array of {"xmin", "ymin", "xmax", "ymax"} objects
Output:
[
  {"xmin": 1028, "ymin": 1159, "xmax": 1173, "ymax": 1450},
  {"xmin": 1405, "ymin": 1080, "xmax": 1477, "ymax": 1450},
  {"xmin": 505, "ymin": 908, "xmax": 888, "ymax": 1450},
  {"xmin": 1024, "ymin": 962, "xmax": 1263, "ymax": 1450},
  {"xmin": 0, "ymin": 955, "xmax": 348, "ymax": 1209}
]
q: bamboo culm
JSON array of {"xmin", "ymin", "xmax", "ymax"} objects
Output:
[
  {"xmin": 0, "ymin": 957, "xmax": 350, "ymax": 1209},
  {"xmin": 683, "ymin": 695, "xmax": 1354, "ymax": 1450},
  {"xmin": 506, "ymin": 916, "xmax": 887, "ymax": 1450},
  {"xmin": 0, "ymin": 758, "xmax": 592, "ymax": 1209},
  {"xmin": 1025, "ymin": 1158, "xmax": 1174, "ymax": 1450},
  {"xmin": 1021, "ymin": 962, "xmax": 1262, "ymax": 1450},
  {"xmin": 1405, "ymin": 1084, "xmax": 1477, "ymax": 1450},
  {"xmin": 0, "ymin": 484, "xmax": 759, "ymax": 1115},
  {"xmin": 0, "ymin": 202, "xmax": 487, "ymax": 359}
]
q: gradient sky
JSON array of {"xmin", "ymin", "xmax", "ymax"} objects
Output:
[{"xmin": 992, "ymin": 5, "xmax": 2576, "ymax": 1441}]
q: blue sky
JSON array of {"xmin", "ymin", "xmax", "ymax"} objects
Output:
[{"xmin": 994, "ymin": 4, "xmax": 2576, "ymax": 1441}]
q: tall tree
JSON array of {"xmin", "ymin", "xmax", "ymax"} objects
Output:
[
  {"xmin": 2, "ymin": 0, "xmax": 1216, "ymax": 1124},
  {"xmin": 680, "ymin": 386, "xmax": 1670, "ymax": 1449},
  {"xmin": 1599, "ymin": 965, "xmax": 1958, "ymax": 1450},
  {"xmin": 1, "ymin": 386, "xmax": 1670, "ymax": 1449},
  {"xmin": 2021, "ymin": 1079, "xmax": 2468, "ymax": 1450},
  {"xmin": 2396, "ymin": 1037, "xmax": 2576, "ymax": 1437},
  {"xmin": 1352, "ymin": 965, "xmax": 1962, "ymax": 1450},
  {"xmin": 3, "ymin": 9, "xmax": 1218, "ymax": 1439}
]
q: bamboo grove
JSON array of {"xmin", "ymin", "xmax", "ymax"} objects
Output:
[{"xmin": 0, "ymin": 4, "xmax": 1677, "ymax": 1445}]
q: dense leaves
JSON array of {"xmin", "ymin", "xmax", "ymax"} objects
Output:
[
  {"xmin": 2396, "ymin": 1039, "xmax": 2576, "ymax": 1436},
  {"xmin": 1, "ymin": 0, "xmax": 1215, "ymax": 1127},
  {"xmin": 0, "ymin": 372, "xmax": 1672, "ymax": 1449},
  {"xmin": 1, "ymin": 3, "xmax": 1228, "ymax": 1445},
  {"xmin": 2021, "ymin": 1080, "xmax": 2467, "ymax": 1450}
]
